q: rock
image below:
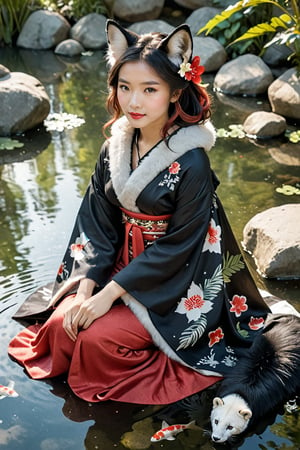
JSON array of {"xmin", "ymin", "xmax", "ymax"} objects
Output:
[
  {"xmin": 269, "ymin": 66, "xmax": 291, "ymax": 79},
  {"xmin": 214, "ymin": 54, "xmax": 274, "ymax": 95},
  {"xmin": 113, "ymin": 0, "xmax": 164, "ymax": 22},
  {"xmin": 268, "ymin": 68, "xmax": 300, "ymax": 120},
  {"xmin": 71, "ymin": 13, "xmax": 107, "ymax": 50},
  {"xmin": 174, "ymin": 0, "xmax": 215, "ymax": 9},
  {"xmin": 17, "ymin": 10, "xmax": 70, "ymax": 50},
  {"xmin": 268, "ymin": 144, "xmax": 300, "ymax": 166},
  {"xmin": 54, "ymin": 39, "xmax": 85, "ymax": 57},
  {"xmin": 0, "ymin": 65, "xmax": 10, "ymax": 78},
  {"xmin": 242, "ymin": 204, "xmax": 300, "ymax": 279},
  {"xmin": 193, "ymin": 36, "xmax": 227, "ymax": 72},
  {"xmin": 262, "ymin": 42, "xmax": 293, "ymax": 67},
  {"xmin": 186, "ymin": 7, "xmax": 222, "ymax": 35},
  {"xmin": 243, "ymin": 111, "xmax": 286, "ymax": 139},
  {"xmin": 129, "ymin": 20, "xmax": 174, "ymax": 35},
  {"xmin": 0, "ymin": 69, "xmax": 50, "ymax": 136}
]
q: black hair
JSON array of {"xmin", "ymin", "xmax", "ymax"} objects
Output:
[{"xmin": 103, "ymin": 31, "xmax": 211, "ymax": 137}]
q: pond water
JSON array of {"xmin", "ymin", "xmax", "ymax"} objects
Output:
[{"xmin": 0, "ymin": 47, "xmax": 299, "ymax": 450}]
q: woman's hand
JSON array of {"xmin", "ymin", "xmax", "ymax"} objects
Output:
[
  {"xmin": 63, "ymin": 280, "xmax": 125, "ymax": 341},
  {"xmin": 62, "ymin": 294, "xmax": 87, "ymax": 341}
]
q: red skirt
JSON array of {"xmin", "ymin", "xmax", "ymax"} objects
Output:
[
  {"xmin": 8, "ymin": 209, "xmax": 220, "ymax": 404},
  {"xmin": 8, "ymin": 295, "xmax": 220, "ymax": 404}
]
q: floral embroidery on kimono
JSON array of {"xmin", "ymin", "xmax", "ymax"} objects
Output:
[
  {"xmin": 202, "ymin": 218, "xmax": 221, "ymax": 253},
  {"xmin": 70, "ymin": 232, "xmax": 90, "ymax": 261},
  {"xmin": 230, "ymin": 295, "xmax": 248, "ymax": 317},
  {"xmin": 12, "ymin": 116, "xmax": 270, "ymax": 378},
  {"xmin": 158, "ymin": 161, "xmax": 181, "ymax": 191}
]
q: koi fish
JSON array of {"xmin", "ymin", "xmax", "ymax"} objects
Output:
[
  {"xmin": 150, "ymin": 420, "xmax": 199, "ymax": 442},
  {"xmin": 0, "ymin": 380, "xmax": 19, "ymax": 399}
]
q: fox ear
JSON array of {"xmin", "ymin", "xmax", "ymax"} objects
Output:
[
  {"xmin": 239, "ymin": 408, "xmax": 252, "ymax": 421},
  {"xmin": 158, "ymin": 24, "xmax": 193, "ymax": 66},
  {"xmin": 213, "ymin": 397, "xmax": 224, "ymax": 408},
  {"xmin": 106, "ymin": 19, "xmax": 139, "ymax": 68}
]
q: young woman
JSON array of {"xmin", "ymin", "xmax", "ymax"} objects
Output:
[{"xmin": 8, "ymin": 20, "xmax": 270, "ymax": 405}]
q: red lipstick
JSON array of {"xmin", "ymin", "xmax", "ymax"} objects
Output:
[{"xmin": 129, "ymin": 112, "xmax": 145, "ymax": 120}]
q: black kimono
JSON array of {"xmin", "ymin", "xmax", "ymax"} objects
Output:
[{"xmin": 9, "ymin": 116, "xmax": 270, "ymax": 402}]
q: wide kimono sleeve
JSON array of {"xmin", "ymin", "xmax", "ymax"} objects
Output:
[
  {"xmin": 51, "ymin": 141, "xmax": 124, "ymax": 302},
  {"xmin": 12, "ymin": 142, "xmax": 124, "ymax": 320},
  {"xmin": 113, "ymin": 148, "xmax": 215, "ymax": 315}
]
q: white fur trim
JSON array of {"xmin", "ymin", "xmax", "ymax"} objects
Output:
[
  {"xmin": 122, "ymin": 293, "xmax": 222, "ymax": 377},
  {"xmin": 108, "ymin": 116, "xmax": 216, "ymax": 212}
]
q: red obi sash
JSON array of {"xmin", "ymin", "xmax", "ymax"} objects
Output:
[{"xmin": 116, "ymin": 208, "xmax": 171, "ymax": 267}]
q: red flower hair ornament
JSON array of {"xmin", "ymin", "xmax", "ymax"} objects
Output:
[{"xmin": 178, "ymin": 56, "xmax": 205, "ymax": 85}]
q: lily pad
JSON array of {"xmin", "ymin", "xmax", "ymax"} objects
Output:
[
  {"xmin": 0, "ymin": 137, "xmax": 24, "ymax": 150},
  {"xmin": 216, "ymin": 128, "xmax": 229, "ymax": 138},
  {"xmin": 217, "ymin": 124, "xmax": 245, "ymax": 139},
  {"xmin": 44, "ymin": 113, "xmax": 85, "ymax": 132},
  {"xmin": 285, "ymin": 129, "xmax": 300, "ymax": 143},
  {"xmin": 276, "ymin": 184, "xmax": 300, "ymax": 196}
]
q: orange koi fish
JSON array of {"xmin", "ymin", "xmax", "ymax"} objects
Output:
[
  {"xmin": 151, "ymin": 420, "xmax": 199, "ymax": 442},
  {"xmin": 0, "ymin": 380, "xmax": 19, "ymax": 399}
]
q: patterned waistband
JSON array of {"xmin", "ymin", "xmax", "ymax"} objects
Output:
[
  {"xmin": 117, "ymin": 208, "xmax": 171, "ymax": 265},
  {"xmin": 121, "ymin": 208, "xmax": 171, "ymax": 238}
]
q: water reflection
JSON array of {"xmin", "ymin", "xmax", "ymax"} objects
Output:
[{"xmin": 0, "ymin": 47, "xmax": 299, "ymax": 449}]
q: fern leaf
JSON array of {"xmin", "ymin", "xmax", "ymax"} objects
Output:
[
  {"xmin": 198, "ymin": 2, "xmax": 244, "ymax": 35},
  {"xmin": 230, "ymin": 22, "xmax": 277, "ymax": 44},
  {"xmin": 203, "ymin": 264, "xmax": 223, "ymax": 301},
  {"xmin": 270, "ymin": 14, "xmax": 294, "ymax": 28},
  {"xmin": 177, "ymin": 316, "xmax": 207, "ymax": 351},
  {"xmin": 222, "ymin": 252, "xmax": 245, "ymax": 283},
  {"xmin": 197, "ymin": 0, "xmax": 288, "ymax": 36}
]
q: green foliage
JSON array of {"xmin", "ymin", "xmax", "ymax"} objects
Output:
[
  {"xmin": 43, "ymin": 0, "xmax": 109, "ymax": 21},
  {"xmin": 0, "ymin": 0, "xmax": 42, "ymax": 45},
  {"xmin": 201, "ymin": 0, "xmax": 274, "ymax": 58},
  {"xmin": 200, "ymin": 0, "xmax": 300, "ymax": 72},
  {"xmin": 0, "ymin": 0, "xmax": 110, "ymax": 45},
  {"xmin": 70, "ymin": 0, "xmax": 109, "ymax": 20}
]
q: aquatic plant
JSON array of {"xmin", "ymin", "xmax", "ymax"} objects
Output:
[
  {"xmin": 276, "ymin": 184, "xmax": 300, "ymax": 195},
  {"xmin": 0, "ymin": 137, "xmax": 24, "ymax": 150},
  {"xmin": 217, "ymin": 124, "xmax": 246, "ymax": 139},
  {"xmin": 285, "ymin": 129, "xmax": 300, "ymax": 143},
  {"xmin": 44, "ymin": 112, "xmax": 85, "ymax": 132}
]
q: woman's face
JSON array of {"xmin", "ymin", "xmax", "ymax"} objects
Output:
[{"xmin": 117, "ymin": 60, "xmax": 178, "ymax": 135}]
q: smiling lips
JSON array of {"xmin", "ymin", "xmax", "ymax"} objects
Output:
[{"xmin": 129, "ymin": 112, "xmax": 145, "ymax": 120}]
